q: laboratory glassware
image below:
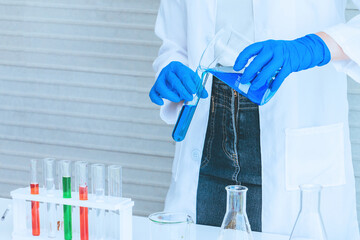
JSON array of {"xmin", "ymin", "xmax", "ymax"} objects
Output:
[
  {"xmin": 43, "ymin": 158, "xmax": 57, "ymax": 238},
  {"xmin": 171, "ymin": 63, "xmax": 209, "ymax": 142},
  {"xmin": 30, "ymin": 159, "xmax": 40, "ymax": 236},
  {"xmin": 56, "ymin": 161, "xmax": 64, "ymax": 232},
  {"xmin": 91, "ymin": 163, "xmax": 106, "ymax": 239},
  {"xmin": 218, "ymin": 185, "xmax": 253, "ymax": 240},
  {"xmin": 11, "ymin": 185, "xmax": 134, "ymax": 240},
  {"xmin": 60, "ymin": 160, "xmax": 72, "ymax": 240},
  {"xmin": 172, "ymin": 28, "xmax": 278, "ymax": 142},
  {"xmin": 107, "ymin": 165, "xmax": 123, "ymax": 239},
  {"xmin": 171, "ymin": 71, "xmax": 209, "ymax": 142},
  {"xmin": 108, "ymin": 165, "xmax": 122, "ymax": 198},
  {"xmin": 199, "ymin": 28, "xmax": 280, "ymax": 105},
  {"xmin": 289, "ymin": 184, "xmax": 328, "ymax": 240},
  {"xmin": 75, "ymin": 161, "xmax": 89, "ymax": 240},
  {"xmin": 149, "ymin": 212, "xmax": 193, "ymax": 240}
]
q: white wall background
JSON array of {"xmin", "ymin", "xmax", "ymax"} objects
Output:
[
  {"xmin": 0, "ymin": 0, "xmax": 359, "ymax": 225},
  {"xmin": 0, "ymin": 0, "xmax": 170, "ymax": 217}
]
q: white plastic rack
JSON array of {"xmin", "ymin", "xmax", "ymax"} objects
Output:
[{"xmin": 11, "ymin": 187, "xmax": 134, "ymax": 240}]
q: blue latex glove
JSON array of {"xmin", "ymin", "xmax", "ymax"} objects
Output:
[
  {"xmin": 149, "ymin": 61, "xmax": 208, "ymax": 105},
  {"xmin": 234, "ymin": 34, "xmax": 331, "ymax": 93}
]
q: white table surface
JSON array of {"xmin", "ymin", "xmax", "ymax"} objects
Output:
[{"xmin": 0, "ymin": 198, "xmax": 288, "ymax": 240}]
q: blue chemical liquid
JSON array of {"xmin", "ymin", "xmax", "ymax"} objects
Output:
[
  {"xmin": 172, "ymin": 66, "xmax": 276, "ymax": 142},
  {"xmin": 207, "ymin": 67, "xmax": 275, "ymax": 105},
  {"xmin": 172, "ymin": 104, "xmax": 197, "ymax": 142}
]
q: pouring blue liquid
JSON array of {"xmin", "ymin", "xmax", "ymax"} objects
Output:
[
  {"xmin": 207, "ymin": 66, "xmax": 275, "ymax": 105},
  {"xmin": 172, "ymin": 66, "xmax": 276, "ymax": 142}
]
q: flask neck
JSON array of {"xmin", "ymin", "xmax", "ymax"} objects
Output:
[
  {"xmin": 300, "ymin": 185, "xmax": 321, "ymax": 213},
  {"xmin": 226, "ymin": 186, "xmax": 247, "ymax": 214}
]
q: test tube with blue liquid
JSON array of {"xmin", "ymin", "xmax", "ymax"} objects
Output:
[
  {"xmin": 172, "ymin": 29, "xmax": 278, "ymax": 142},
  {"xmin": 172, "ymin": 69, "xmax": 210, "ymax": 142}
]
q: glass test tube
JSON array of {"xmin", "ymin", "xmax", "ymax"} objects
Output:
[
  {"xmin": 43, "ymin": 158, "xmax": 57, "ymax": 238},
  {"xmin": 56, "ymin": 161, "xmax": 64, "ymax": 232},
  {"xmin": 108, "ymin": 165, "xmax": 122, "ymax": 239},
  {"xmin": 91, "ymin": 164, "xmax": 105, "ymax": 240},
  {"xmin": 172, "ymin": 69, "xmax": 209, "ymax": 142},
  {"xmin": 61, "ymin": 160, "xmax": 72, "ymax": 240},
  {"xmin": 30, "ymin": 159, "xmax": 40, "ymax": 236},
  {"xmin": 75, "ymin": 161, "xmax": 89, "ymax": 240},
  {"xmin": 108, "ymin": 165, "xmax": 122, "ymax": 198}
]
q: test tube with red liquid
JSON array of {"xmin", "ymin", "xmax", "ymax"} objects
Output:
[
  {"xmin": 75, "ymin": 161, "xmax": 89, "ymax": 240},
  {"xmin": 30, "ymin": 159, "xmax": 40, "ymax": 236}
]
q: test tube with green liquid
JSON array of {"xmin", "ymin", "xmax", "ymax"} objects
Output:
[{"xmin": 60, "ymin": 160, "xmax": 72, "ymax": 240}]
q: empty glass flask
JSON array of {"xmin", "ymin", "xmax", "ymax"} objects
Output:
[
  {"xmin": 289, "ymin": 184, "xmax": 328, "ymax": 240},
  {"xmin": 218, "ymin": 185, "xmax": 253, "ymax": 240}
]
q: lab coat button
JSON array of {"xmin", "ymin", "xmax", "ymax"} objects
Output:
[{"xmin": 191, "ymin": 149, "xmax": 201, "ymax": 161}]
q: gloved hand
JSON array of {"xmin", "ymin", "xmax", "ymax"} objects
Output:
[
  {"xmin": 233, "ymin": 34, "xmax": 331, "ymax": 93},
  {"xmin": 149, "ymin": 61, "xmax": 208, "ymax": 105}
]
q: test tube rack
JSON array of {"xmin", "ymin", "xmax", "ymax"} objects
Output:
[{"xmin": 11, "ymin": 187, "xmax": 134, "ymax": 240}]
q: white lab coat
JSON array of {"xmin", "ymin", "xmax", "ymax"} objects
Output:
[{"xmin": 153, "ymin": 0, "xmax": 360, "ymax": 238}]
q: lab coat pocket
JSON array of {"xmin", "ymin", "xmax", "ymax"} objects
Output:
[{"xmin": 285, "ymin": 123, "xmax": 346, "ymax": 191}]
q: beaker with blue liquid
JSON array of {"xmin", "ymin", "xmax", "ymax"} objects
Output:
[{"xmin": 172, "ymin": 29, "xmax": 278, "ymax": 142}]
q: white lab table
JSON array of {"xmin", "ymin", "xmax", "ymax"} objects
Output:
[{"xmin": 0, "ymin": 198, "xmax": 288, "ymax": 240}]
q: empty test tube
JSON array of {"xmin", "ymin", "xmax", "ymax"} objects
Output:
[
  {"xmin": 91, "ymin": 164, "xmax": 105, "ymax": 240},
  {"xmin": 43, "ymin": 158, "xmax": 57, "ymax": 238},
  {"xmin": 108, "ymin": 165, "xmax": 122, "ymax": 239},
  {"xmin": 30, "ymin": 159, "xmax": 40, "ymax": 236},
  {"xmin": 75, "ymin": 161, "xmax": 89, "ymax": 240},
  {"xmin": 92, "ymin": 164, "xmax": 105, "ymax": 199},
  {"xmin": 60, "ymin": 160, "xmax": 72, "ymax": 240},
  {"xmin": 108, "ymin": 165, "xmax": 122, "ymax": 198}
]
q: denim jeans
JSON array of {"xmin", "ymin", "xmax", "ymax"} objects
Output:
[{"xmin": 196, "ymin": 77, "xmax": 262, "ymax": 232}]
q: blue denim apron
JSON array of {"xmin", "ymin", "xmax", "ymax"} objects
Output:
[{"xmin": 196, "ymin": 77, "xmax": 262, "ymax": 231}]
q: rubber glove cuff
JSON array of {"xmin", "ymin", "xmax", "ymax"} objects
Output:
[{"xmin": 295, "ymin": 34, "xmax": 331, "ymax": 70}]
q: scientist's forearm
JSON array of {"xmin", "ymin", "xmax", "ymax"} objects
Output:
[{"xmin": 316, "ymin": 32, "xmax": 349, "ymax": 61}]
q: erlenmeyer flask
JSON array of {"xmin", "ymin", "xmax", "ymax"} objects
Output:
[
  {"xmin": 289, "ymin": 184, "xmax": 328, "ymax": 240},
  {"xmin": 218, "ymin": 185, "xmax": 253, "ymax": 240}
]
